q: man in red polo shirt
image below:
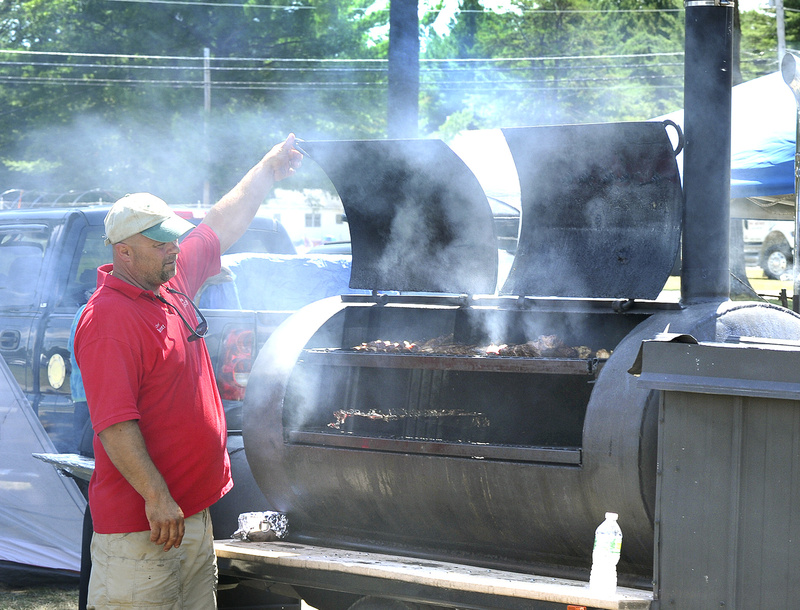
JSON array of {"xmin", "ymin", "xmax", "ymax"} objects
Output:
[{"xmin": 75, "ymin": 134, "xmax": 302, "ymax": 609}]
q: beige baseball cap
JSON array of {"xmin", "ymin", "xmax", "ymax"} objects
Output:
[{"xmin": 104, "ymin": 193, "xmax": 195, "ymax": 246}]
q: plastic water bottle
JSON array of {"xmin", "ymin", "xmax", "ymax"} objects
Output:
[{"xmin": 589, "ymin": 512, "xmax": 623, "ymax": 595}]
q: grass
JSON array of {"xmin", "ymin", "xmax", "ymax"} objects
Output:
[
  {"xmin": 661, "ymin": 267, "xmax": 795, "ymax": 306},
  {"xmin": 0, "ymin": 581, "xmax": 79, "ymax": 610},
  {"xmin": 0, "ymin": 565, "xmax": 80, "ymax": 609}
]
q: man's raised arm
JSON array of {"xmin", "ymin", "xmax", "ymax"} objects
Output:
[{"xmin": 202, "ymin": 133, "xmax": 303, "ymax": 253}]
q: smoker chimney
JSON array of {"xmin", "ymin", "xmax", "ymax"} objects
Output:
[{"xmin": 680, "ymin": 1, "xmax": 734, "ymax": 304}]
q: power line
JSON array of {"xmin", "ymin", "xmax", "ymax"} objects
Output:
[
  {"xmin": 0, "ymin": 49, "xmax": 387, "ymax": 63},
  {"xmin": 458, "ymin": 7, "xmax": 683, "ymax": 13},
  {"xmin": 0, "ymin": 41, "xmax": 742, "ymax": 96},
  {"xmin": 0, "ymin": 59, "xmax": 390, "ymax": 72},
  {"xmin": 0, "ymin": 74, "xmax": 685, "ymax": 94},
  {"xmin": 422, "ymin": 52, "xmax": 684, "ymax": 62},
  {"xmin": 0, "ymin": 58, "xmax": 687, "ymax": 74},
  {"xmin": 0, "ymin": 45, "xmax": 704, "ymax": 93},
  {"xmin": 103, "ymin": 0, "xmax": 315, "ymax": 9},
  {"xmin": 0, "ymin": 68, "xmax": 686, "ymax": 90},
  {"xmin": 0, "ymin": 53, "xmax": 687, "ymax": 88},
  {"xmin": 102, "ymin": 0, "xmax": 684, "ymax": 14},
  {"xmin": 758, "ymin": 6, "xmax": 800, "ymax": 13},
  {"xmin": 0, "ymin": 48, "xmax": 685, "ymax": 64}
]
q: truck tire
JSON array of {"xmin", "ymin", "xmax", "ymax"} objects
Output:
[{"xmin": 761, "ymin": 243, "xmax": 792, "ymax": 280}]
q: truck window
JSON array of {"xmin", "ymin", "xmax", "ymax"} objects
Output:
[
  {"xmin": 225, "ymin": 225, "xmax": 296, "ymax": 255},
  {"xmin": 0, "ymin": 226, "xmax": 49, "ymax": 308},
  {"xmin": 62, "ymin": 227, "xmax": 111, "ymax": 307}
]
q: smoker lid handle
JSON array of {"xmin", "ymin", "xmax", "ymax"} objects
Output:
[{"xmin": 662, "ymin": 119, "xmax": 684, "ymax": 157}]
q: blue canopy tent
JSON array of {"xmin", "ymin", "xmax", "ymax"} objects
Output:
[
  {"xmin": 660, "ymin": 71, "xmax": 797, "ymax": 217},
  {"xmin": 730, "ymin": 71, "xmax": 796, "ymax": 199}
]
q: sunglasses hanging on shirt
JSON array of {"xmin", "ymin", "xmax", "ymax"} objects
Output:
[{"xmin": 156, "ymin": 288, "xmax": 208, "ymax": 342}]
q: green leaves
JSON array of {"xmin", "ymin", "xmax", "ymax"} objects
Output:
[
  {"xmin": 0, "ymin": 0, "xmax": 388, "ymax": 199},
  {"xmin": 423, "ymin": 0, "xmax": 686, "ymax": 131},
  {"xmin": 0, "ymin": 0, "xmax": 773, "ymax": 200}
]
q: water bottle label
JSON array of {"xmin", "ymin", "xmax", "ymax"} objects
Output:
[
  {"xmin": 593, "ymin": 533, "xmax": 622, "ymax": 559},
  {"xmin": 593, "ymin": 537, "xmax": 622, "ymax": 552}
]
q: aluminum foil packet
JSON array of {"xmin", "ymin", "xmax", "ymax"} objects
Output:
[{"xmin": 232, "ymin": 511, "xmax": 289, "ymax": 542}]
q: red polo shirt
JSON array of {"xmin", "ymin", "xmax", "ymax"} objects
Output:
[{"xmin": 75, "ymin": 223, "xmax": 233, "ymax": 534}]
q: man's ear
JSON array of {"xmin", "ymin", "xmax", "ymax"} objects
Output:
[{"xmin": 114, "ymin": 241, "xmax": 133, "ymax": 262}]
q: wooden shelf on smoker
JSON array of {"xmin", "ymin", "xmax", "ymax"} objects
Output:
[
  {"xmin": 214, "ymin": 539, "xmax": 653, "ymax": 610},
  {"xmin": 300, "ymin": 349, "xmax": 603, "ymax": 375},
  {"xmin": 289, "ymin": 431, "xmax": 582, "ymax": 464}
]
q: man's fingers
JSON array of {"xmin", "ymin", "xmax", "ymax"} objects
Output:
[
  {"xmin": 172, "ymin": 520, "xmax": 185, "ymax": 550},
  {"xmin": 150, "ymin": 521, "xmax": 184, "ymax": 552},
  {"xmin": 268, "ymin": 134, "xmax": 303, "ymax": 181},
  {"xmin": 150, "ymin": 523, "xmax": 166, "ymax": 545},
  {"xmin": 148, "ymin": 512, "xmax": 185, "ymax": 551}
]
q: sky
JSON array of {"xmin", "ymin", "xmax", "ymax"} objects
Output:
[
  {"xmin": 739, "ymin": 0, "xmax": 768, "ymax": 10},
  {"xmin": 366, "ymin": 0, "xmax": 772, "ymax": 42},
  {"xmin": 365, "ymin": 0, "xmax": 519, "ymax": 40},
  {"xmin": 428, "ymin": 0, "xmax": 773, "ymax": 38}
]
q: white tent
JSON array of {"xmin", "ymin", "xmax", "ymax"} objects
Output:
[
  {"xmin": 449, "ymin": 71, "xmax": 798, "ymax": 203},
  {"xmin": 0, "ymin": 356, "xmax": 85, "ymax": 572}
]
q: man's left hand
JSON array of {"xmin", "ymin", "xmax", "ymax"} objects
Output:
[{"xmin": 266, "ymin": 133, "xmax": 303, "ymax": 182}]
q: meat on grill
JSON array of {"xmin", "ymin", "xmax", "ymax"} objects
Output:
[{"xmin": 351, "ymin": 334, "xmax": 612, "ymax": 359}]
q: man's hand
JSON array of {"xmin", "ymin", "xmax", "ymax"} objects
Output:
[
  {"xmin": 98, "ymin": 420, "xmax": 185, "ymax": 552},
  {"xmin": 202, "ymin": 133, "xmax": 304, "ymax": 253},
  {"xmin": 145, "ymin": 494, "xmax": 186, "ymax": 551},
  {"xmin": 263, "ymin": 133, "xmax": 303, "ymax": 182}
]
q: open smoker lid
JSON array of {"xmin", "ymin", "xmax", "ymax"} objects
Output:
[
  {"xmin": 500, "ymin": 121, "xmax": 683, "ymax": 299},
  {"xmin": 299, "ymin": 139, "xmax": 498, "ymax": 294}
]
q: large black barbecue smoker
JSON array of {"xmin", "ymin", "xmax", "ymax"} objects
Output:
[{"xmin": 216, "ymin": 3, "xmax": 800, "ymax": 609}]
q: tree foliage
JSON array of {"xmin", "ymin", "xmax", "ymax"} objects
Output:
[
  {"xmin": 0, "ymin": 0, "xmax": 778, "ymax": 201},
  {"xmin": 738, "ymin": 0, "xmax": 800, "ymax": 80},
  {"xmin": 0, "ymin": 0, "xmax": 386, "ymax": 201},
  {"xmin": 423, "ymin": 0, "xmax": 686, "ymax": 135}
]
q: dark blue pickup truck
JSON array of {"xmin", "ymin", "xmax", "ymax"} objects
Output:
[{"xmin": 0, "ymin": 203, "xmax": 296, "ymax": 455}]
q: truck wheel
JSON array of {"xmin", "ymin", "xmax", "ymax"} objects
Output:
[
  {"xmin": 347, "ymin": 597, "xmax": 428, "ymax": 610},
  {"xmin": 761, "ymin": 243, "xmax": 791, "ymax": 280}
]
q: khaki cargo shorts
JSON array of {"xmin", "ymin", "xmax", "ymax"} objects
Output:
[{"xmin": 87, "ymin": 508, "xmax": 217, "ymax": 609}]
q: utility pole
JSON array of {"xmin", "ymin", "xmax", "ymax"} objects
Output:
[
  {"xmin": 203, "ymin": 47, "xmax": 211, "ymax": 206},
  {"xmin": 776, "ymin": 0, "xmax": 786, "ymax": 67}
]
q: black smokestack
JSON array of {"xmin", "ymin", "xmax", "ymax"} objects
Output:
[
  {"xmin": 681, "ymin": 1, "xmax": 734, "ymax": 304},
  {"xmin": 388, "ymin": 0, "xmax": 420, "ymax": 138}
]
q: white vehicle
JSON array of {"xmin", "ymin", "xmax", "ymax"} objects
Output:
[{"xmin": 743, "ymin": 219, "xmax": 795, "ymax": 279}]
